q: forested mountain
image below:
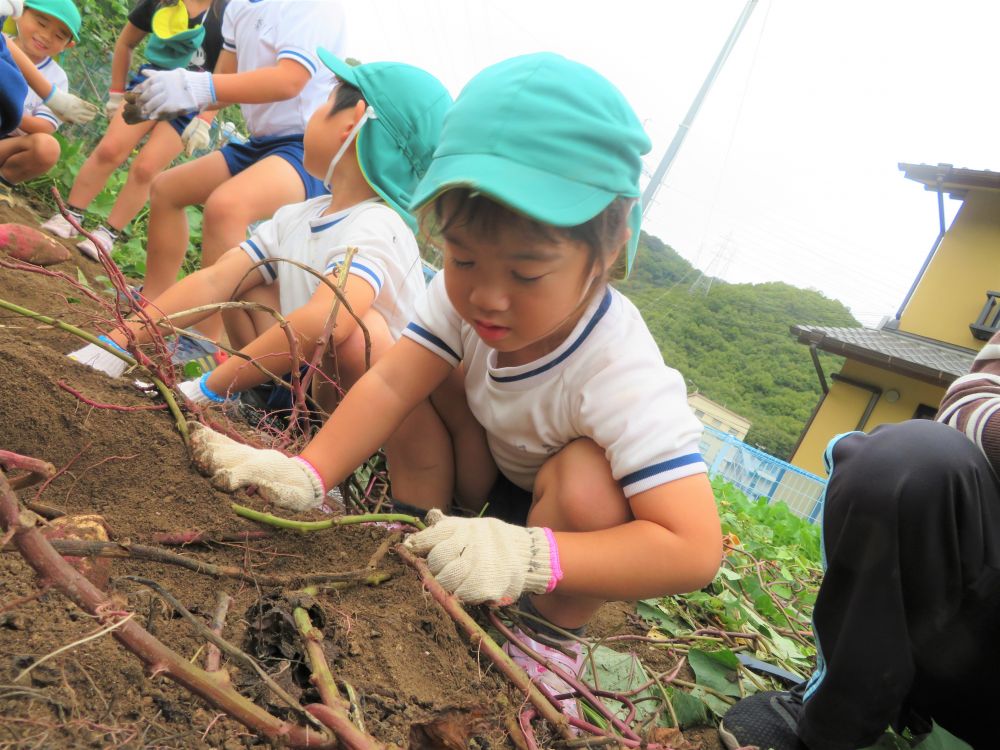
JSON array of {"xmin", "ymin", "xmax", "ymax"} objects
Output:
[{"xmin": 617, "ymin": 232, "xmax": 859, "ymax": 460}]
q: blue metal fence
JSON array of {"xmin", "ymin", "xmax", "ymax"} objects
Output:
[{"xmin": 700, "ymin": 425, "xmax": 827, "ymax": 523}]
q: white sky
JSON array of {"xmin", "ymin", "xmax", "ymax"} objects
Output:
[{"xmin": 342, "ymin": 1, "xmax": 999, "ymax": 327}]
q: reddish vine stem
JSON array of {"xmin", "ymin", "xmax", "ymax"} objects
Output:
[
  {"xmin": 150, "ymin": 529, "xmax": 274, "ymax": 546},
  {"xmin": 0, "ymin": 450, "xmax": 56, "ymax": 490},
  {"xmin": 205, "ymin": 591, "xmax": 231, "ymax": 673},
  {"xmin": 57, "ymin": 380, "xmax": 168, "ymax": 412},
  {"xmin": 393, "ymin": 544, "xmax": 574, "ymax": 741},
  {"xmin": 0, "ymin": 471, "xmax": 338, "ymax": 748}
]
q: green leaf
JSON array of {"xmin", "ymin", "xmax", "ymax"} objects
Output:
[
  {"xmin": 664, "ymin": 685, "xmax": 709, "ymax": 728},
  {"xmin": 182, "ymin": 361, "xmax": 203, "ymax": 378},
  {"xmin": 688, "ymin": 648, "xmax": 741, "ymax": 698},
  {"xmin": 581, "ymin": 645, "xmax": 656, "ymax": 724},
  {"xmin": 637, "ymin": 599, "xmax": 684, "ymax": 636},
  {"xmin": 911, "ymin": 722, "xmax": 974, "ymax": 750}
]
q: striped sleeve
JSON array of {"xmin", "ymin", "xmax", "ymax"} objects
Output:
[
  {"xmin": 239, "ymin": 218, "xmax": 279, "ymax": 284},
  {"xmin": 935, "ymin": 337, "xmax": 1000, "ymax": 471},
  {"xmin": 324, "ymin": 253, "xmax": 385, "ymax": 294},
  {"xmin": 401, "ymin": 272, "xmax": 464, "ymax": 366}
]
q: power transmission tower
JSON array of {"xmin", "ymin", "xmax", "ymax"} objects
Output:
[{"xmin": 690, "ymin": 234, "xmax": 736, "ymax": 295}]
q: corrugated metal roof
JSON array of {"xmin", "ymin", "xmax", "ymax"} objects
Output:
[
  {"xmin": 791, "ymin": 324, "xmax": 975, "ymax": 386},
  {"xmin": 898, "ymin": 162, "xmax": 1000, "ymax": 196}
]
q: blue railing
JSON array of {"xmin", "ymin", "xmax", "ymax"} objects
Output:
[{"xmin": 699, "ymin": 425, "xmax": 827, "ymax": 523}]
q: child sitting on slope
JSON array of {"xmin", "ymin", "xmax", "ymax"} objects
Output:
[
  {"xmin": 68, "ymin": 52, "xmax": 455, "ymax": 510},
  {"xmin": 185, "ymin": 52, "xmax": 723, "ymax": 722},
  {"xmin": 0, "ymin": 0, "xmax": 88, "ymax": 206}
]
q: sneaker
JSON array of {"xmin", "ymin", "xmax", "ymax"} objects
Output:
[
  {"xmin": 76, "ymin": 226, "xmax": 117, "ymax": 261},
  {"xmin": 503, "ymin": 627, "xmax": 585, "ymax": 722},
  {"xmin": 719, "ymin": 688, "xmax": 806, "ymax": 750},
  {"xmin": 41, "ymin": 211, "xmax": 80, "ymax": 239},
  {"xmin": 169, "ymin": 332, "xmax": 227, "ymax": 376}
]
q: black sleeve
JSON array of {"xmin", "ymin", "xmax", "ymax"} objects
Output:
[
  {"xmin": 127, "ymin": 0, "xmax": 158, "ymax": 33},
  {"xmin": 196, "ymin": 0, "xmax": 227, "ymax": 72}
]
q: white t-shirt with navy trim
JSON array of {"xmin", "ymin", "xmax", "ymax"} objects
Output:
[
  {"xmin": 18, "ymin": 55, "xmax": 67, "ymax": 133},
  {"xmin": 240, "ymin": 196, "xmax": 425, "ymax": 339},
  {"xmin": 404, "ymin": 274, "xmax": 707, "ymax": 496},
  {"xmin": 220, "ymin": 0, "xmax": 345, "ymax": 137}
]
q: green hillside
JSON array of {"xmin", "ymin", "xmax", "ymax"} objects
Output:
[{"xmin": 618, "ymin": 232, "xmax": 859, "ymax": 460}]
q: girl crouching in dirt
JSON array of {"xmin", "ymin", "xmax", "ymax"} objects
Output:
[
  {"xmin": 67, "ymin": 52, "xmax": 454, "ymax": 509},
  {"xmin": 187, "ymin": 53, "xmax": 722, "ymax": 720}
]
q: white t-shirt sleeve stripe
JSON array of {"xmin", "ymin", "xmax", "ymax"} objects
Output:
[
  {"xmin": 277, "ymin": 49, "xmax": 317, "ymax": 75},
  {"xmin": 620, "ymin": 452, "xmax": 707, "ymax": 497},
  {"xmin": 403, "ymin": 323, "xmax": 461, "ymax": 366},
  {"xmin": 240, "ymin": 239, "xmax": 277, "ymax": 284},
  {"xmin": 324, "ymin": 260, "xmax": 383, "ymax": 293},
  {"xmin": 34, "ymin": 110, "xmax": 59, "ymax": 128}
]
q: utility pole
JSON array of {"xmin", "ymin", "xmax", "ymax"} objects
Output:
[{"xmin": 641, "ymin": 0, "xmax": 759, "ymax": 215}]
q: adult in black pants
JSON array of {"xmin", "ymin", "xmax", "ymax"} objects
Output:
[{"xmin": 720, "ymin": 419, "xmax": 1000, "ymax": 750}]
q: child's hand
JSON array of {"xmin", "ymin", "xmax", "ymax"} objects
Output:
[
  {"xmin": 45, "ymin": 88, "xmax": 99, "ymax": 124},
  {"xmin": 403, "ymin": 510, "xmax": 563, "ymax": 604},
  {"xmin": 0, "ymin": 0, "xmax": 23, "ymax": 18},
  {"xmin": 67, "ymin": 337, "xmax": 129, "ymax": 378},
  {"xmin": 188, "ymin": 422, "xmax": 325, "ymax": 511},
  {"xmin": 181, "ymin": 117, "xmax": 212, "ymax": 158},
  {"xmin": 134, "ymin": 69, "xmax": 215, "ymax": 120}
]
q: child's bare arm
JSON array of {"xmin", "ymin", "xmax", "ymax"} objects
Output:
[
  {"xmin": 301, "ymin": 338, "xmax": 454, "ymax": 491},
  {"xmin": 555, "ymin": 474, "xmax": 722, "ymax": 599},
  {"xmin": 210, "ymin": 58, "xmax": 311, "ymax": 105},
  {"xmin": 107, "ymin": 248, "xmax": 260, "ymax": 348},
  {"xmin": 6, "ymin": 38, "xmax": 51, "ymax": 98},
  {"xmin": 109, "ymin": 23, "xmax": 146, "ymax": 93},
  {"xmin": 13, "ymin": 112, "xmax": 54, "ymax": 134}
]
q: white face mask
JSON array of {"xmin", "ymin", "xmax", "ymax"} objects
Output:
[{"xmin": 322, "ymin": 105, "xmax": 377, "ymax": 192}]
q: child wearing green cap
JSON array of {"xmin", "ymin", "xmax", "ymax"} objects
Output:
[
  {"xmin": 40, "ymin": 0, "xmax": 229, "ymax": 260},
  {"xmin": 0, "ymin": 0, "xmax": 91, "ymax": 204},
  {"xmin": 69, "ymin": 52, "xmax": 455, "ymax": 508},
  {"xmin": 184, "ymin": 52, "xmax": 722, "ymax": 724}
]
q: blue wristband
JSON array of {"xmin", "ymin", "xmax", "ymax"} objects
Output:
[
  {"xmin": 197, "ymin": 372, "xmax": 231, "ymax": 403},
  {"xmin": 97, "ymin": 335, "xmax": 128, "ymax": 355}
]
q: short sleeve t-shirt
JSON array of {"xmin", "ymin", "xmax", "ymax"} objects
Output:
[
  {"xmin": 404, "ymin": 274, "xmax": 707, "ymax": 495},
  {"xmin": 19, "ymin": 55, "xmax": 68, "ymax": 131},
  {"xmin": 220, "ymin": 0, "xmax": 345, "ymax": 137},
  {"xmin": 128, "ymin": 0, "xmax": 225, "ymax": 72}
]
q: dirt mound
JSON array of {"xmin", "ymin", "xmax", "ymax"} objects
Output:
[{"xmin": 0, "ymin": 201, "xmax": 721, "ymax": 749}]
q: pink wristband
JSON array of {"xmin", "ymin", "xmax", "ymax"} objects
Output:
[
  {"xmin": 542, "ymin": 527, "xmax": 563, "ymax": 592},
  {"xmin": 292, "ymin": 456, "xmax": 326, "ymax": 495}
]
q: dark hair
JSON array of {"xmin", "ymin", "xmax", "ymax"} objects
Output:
[
  {"xmin": 329, "ymin": 78, "xmax": 364, "ymax": 116},
  {"xmin": 432, "ymin": 189, "xmax": 632, "ymax": 280}
]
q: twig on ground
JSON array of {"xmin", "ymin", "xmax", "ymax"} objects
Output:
[
  {"xmin": 205, "ymin": 591, "xmax": 232, "ymax": 673},
  {"xmin": 57, "ymin": 380, "xmax": 167, "ymax": 411}
]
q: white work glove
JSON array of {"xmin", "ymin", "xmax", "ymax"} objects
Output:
[
  {"xmin": 181, "ymin": 116, "xmax": 212, "ymax": 157},
  {"xmin": 188, "ymin": 422, "xmax": 327, "ymax": 511},
  {"xmin": 67, "ymin": 335, "xmax": 130, "ymax": 378},
  {"xmin": 134, "ymin": 69, "xmax": 215, "ymax": 120},
  {"xmin": 105, "ymin": 90, "xmax": 124, "ymax": 120},
  {"xmin": 44, "ymin": 87, "xmax": 99, "ymax": 124},
  {"xmin": 403, "ymin": 510, "xmax": 563, "ymax": 605},
  {"xmin": 0, "ymin": 0, "xmax": 23, "ymax": 17}
]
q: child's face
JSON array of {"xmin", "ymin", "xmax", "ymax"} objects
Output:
[
  {"xmin": 14, "ymin": 9, "xmax": 73, "ymax": 63},
  {"xmin": 441, "ymin": 197, "xmax": 603, "ymax": 367}
]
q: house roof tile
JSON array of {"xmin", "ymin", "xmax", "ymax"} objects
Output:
[{"xmin": 791, "ymin": 325, "xmax": 976, "ymax": 386}]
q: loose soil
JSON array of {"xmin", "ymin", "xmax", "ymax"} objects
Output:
[{"xmin": 0, "ymin": 200, "xmax": 724, "ymax": 749}]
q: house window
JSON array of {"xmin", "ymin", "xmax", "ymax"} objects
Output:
[
  {"xmin": 913, "ymin": 404, "xmax": 938, "ymax": 420},
  {"xmin": 693, "ymin": 409, "xmax": 705, "ymax": 418}
]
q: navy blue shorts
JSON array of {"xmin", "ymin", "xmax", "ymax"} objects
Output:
[
  {"xmin": 219, "ymin": 134, "xmax": 328, "ymax": 199},
  {"xmin": 128, "ymin": 65, "xmax": 192, "ymax": 136}
]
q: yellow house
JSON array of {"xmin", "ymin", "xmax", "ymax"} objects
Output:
[
  {"xmin": 789, "ymin": 163, "xmax": 1000, "ymax": 475},
  {"xmin": 687, "ymin": 391, "xmax": 752, "ymax": 440}
]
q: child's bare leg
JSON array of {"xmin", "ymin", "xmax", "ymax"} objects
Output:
[
  {"xmin": 527, "ymin": 438, "xmax": 633, "ymax": 630},
  {"xmin": 67, "ymin": 116, "xmax": 154, "ymax": 211},
  {"xmin": 106, "ymin": 123, "xmax": 182, "ymax": 231},
  {"xmin": 144, "ymin": 152, "xmax": 231, "ymax": 299},
  {"xmin": 334, "ymin": 314, "xmax": 454, "ymax": 510},
  {"xmin": 225, "ymin": 281, "xmax": 280, "ymax": 350},
  {"xmin": 430, "ymin": 367, "xmax": 497, "ymax": 510},
  {"xmin": 0, "ymin": 133, "xmax": 60, "ymax": 182},
  {"xmin": 196, "ymin": 156, "xmax": 306, "ymax": 340}
]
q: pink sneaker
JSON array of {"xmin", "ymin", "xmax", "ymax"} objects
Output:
[{"xmin": 503, "ymin": 627, "xmax": 585, "ymax": 722}]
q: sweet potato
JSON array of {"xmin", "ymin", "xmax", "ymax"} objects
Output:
[{"xmin": 0, "ymin": 222, "xmax": 71, "ymax": 266}]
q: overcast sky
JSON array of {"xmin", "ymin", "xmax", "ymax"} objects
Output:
[{"xmin": 342, "ymin": 1, "xmax": 998, "ymax": 327}]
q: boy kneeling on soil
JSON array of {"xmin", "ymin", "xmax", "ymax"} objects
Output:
[
  {"xmin": 68, "ymin": 52, "xmax": 454, "ymax": 506},
  {"xmin": 184, "ymin": 53, "xmax": 723, "ymax": 723},
  {"xmin": 0, "ymin": 0, "xmax": 97, "ymax": 206}
]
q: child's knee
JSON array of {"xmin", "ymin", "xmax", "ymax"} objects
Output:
[
  {"xmin": 93, "ymin": 136, "xmax": 130, "ymax": 167},
  {"xmin": 149, "ymin": 169, "xmax": 187, "ymax": 208},
  {"xmin": 530, "ymin": 438, "xmax": 630, "ymax": 531},
  {"xmin": 32, "ymin": 134, "xmax": 60, "ymax": 170},
  {"xmin": 203, "ymin": 190, "xmax": 244, "ymax": 229},
  {"xmin": 128, "ymin": 155, "xmax": 163, "ymax": 185}
]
